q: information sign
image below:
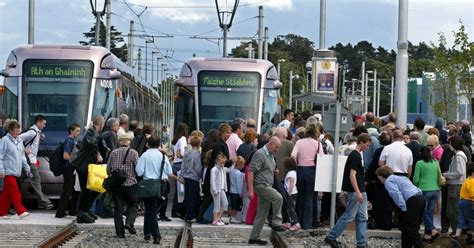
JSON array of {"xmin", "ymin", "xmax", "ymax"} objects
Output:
[
  {"xmin": 24, "ymin": 60, "xmax": 92, "ymax": 79},
  {"xmin": 199, "ymin": 71, "xmax": 260, "ymax": 88}
]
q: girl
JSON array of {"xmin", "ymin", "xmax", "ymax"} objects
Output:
[
  {"xmin": 171, "ymin": 123, "xmax": 188, "ymax": 218},
  {"xmin": 210, "ymin": 153, "xmax": 229, "ymax": 226},
  {"xmin": 283, "ymin": 157, "xmax": 300, "ymax": 231}
]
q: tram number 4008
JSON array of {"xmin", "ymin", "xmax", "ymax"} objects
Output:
[{"xmin": 100, "ymin": 79, "xmax": 113, "ymax": 89}]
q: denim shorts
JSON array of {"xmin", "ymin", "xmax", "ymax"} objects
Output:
[{"xmin": 229, "ymin": 193, "xmax": 242, "ymax": 211}]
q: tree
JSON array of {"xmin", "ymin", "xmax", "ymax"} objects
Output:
[
  {"xmin": 428, "ymin": 22, "xmax": 473, "ymax": 123},
  {"xmin": 79, "ymin": 20, "xmax": 128, "ymax": 62}
]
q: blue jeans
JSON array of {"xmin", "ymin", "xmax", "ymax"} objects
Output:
[
  {"xmin": 422, "ymin": 190, "xmax": 440, "ymax": 234},
  {"xmin": 296, "ymin": 166, "xmax": 316, "ymax": 229},
  {"xmin": 457, "ymin": 199, "xmax": 474, "ymax": 230},
  {"xmin": 172, "ymin": 162, "xmax": 182, "ymax": 217},
  {"xmin": 327, "ymin": 192, "xmax": 368, "ymax": 247}
]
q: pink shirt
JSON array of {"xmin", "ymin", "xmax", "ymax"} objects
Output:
[
  {"xmin": 432, "ymin": 145, "xmax": 444, "ymax": 161},
  {"xmin": 291, "ymin": 138, "xmax": 324, "ymax": 166},
  {"xmin": 226, "ymin": 133, "xmax": 243, "ymax": 160}
]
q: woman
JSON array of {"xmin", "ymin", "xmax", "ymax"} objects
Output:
[
  {"xmin": 0, "ymin": 120, "xmax": 32, "ymax": 219},
  {"xmin": 443, "ymin": 136, "xmax": 467, "ymax": 234},
  {"xmin": 291, "ymin": 124, "xmax": 324, "ymax": 229},
  {"xmin": 171, "ymin": 123, "xmax": 188, "ymax": 218},
  {"xmin": 413, "ymin": 146, "xmax": 441, "ymax": 242},
  {"xmin": 202, "ymin": 129, "xmax": 219, "ymax": 153},
  {"xmin": 237, "ymin": 129, "xmax": 257, "ymax": 163},
  {"xmin": 428, "ymin": 135, "xmax": 444, "ymax": 161},
  {"xmin": 136, "ymin": 136, "xmax": 173, "ymax": 244}
]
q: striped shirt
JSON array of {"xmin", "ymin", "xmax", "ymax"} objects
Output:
[{"xmin": 106, "ymin": 146, "xmax": 139, "ymax": 186}]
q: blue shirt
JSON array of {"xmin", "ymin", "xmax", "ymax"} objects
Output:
[
  {"xmin": 63, "ymin": 137, "xmax": 76, "ymax": 167},
  {"xmin": 385, "ymin": 175, "xmax": 422, "ymax": 211},
  {"xmin": 229, "ymin": 167, "xmax": 244, "ymax": 194},
  {"xmin": 136, "ymin": 148, "xmax": 172, "ymax": 180},
  {"xmin": 0, "ymin": 134, "xmax": 31, "ymax": 177}
]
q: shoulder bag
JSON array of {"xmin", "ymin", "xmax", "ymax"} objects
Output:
[
  {"xmin": 137, "ymin": 151, "xmax": 166, "ymax": 199},
  {"xmin": 103, "ymin": 148, "xmax": 130, "ymax": 191}
]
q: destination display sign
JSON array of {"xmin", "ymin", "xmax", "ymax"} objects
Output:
[
  {"xmin": 24, "ymin": 60, "xmax": 93, "ymax": 78},
  {"xmin": 199, "ymin": 71, "xmax": 260, "ymax": 88}
]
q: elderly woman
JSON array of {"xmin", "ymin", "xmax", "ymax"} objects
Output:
[
  {"xmin": 428, "ymin": 135, "xmax": 444, "ymax": 161},
  {"xmin": 0, "ymin": 120, "xmax": 32, "ymax": 219}
]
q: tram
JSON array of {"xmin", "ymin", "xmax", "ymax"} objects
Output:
[
  {"xmin": 175, "ymin": 58, "xmax": 282, "ymax": 134},
  {"xmin": 0, "ymin": 45, "xmax": 161, "ymax": 198}
]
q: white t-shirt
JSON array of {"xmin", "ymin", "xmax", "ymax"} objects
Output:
[
  {"xmin": 173, "ymin": 136, "xmax": 187, "ymax": 163},
  {"xmin": 379, "ymin": 141, "xmax": 413, "ymax": 174},
  {"xmin": 277, "ymin": 119, "xmax": 291, "ymax": 129},
  {"xmin": 284, "ymin": 170, "xmax": 298, "ymax": 195}
]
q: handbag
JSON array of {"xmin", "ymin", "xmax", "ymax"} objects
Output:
[
  {"xmin": 437, "ymin": 163, "xmax": 446, "ymax": 186},
  {"xmin": 86, "ymin": 164, "xmax": 108, "ymax": 193},
  {"xmin": 103, "ymin": 148, "xmax": 130, "ymax": 191},
  {"xmin": 137, "ymin": 151, "xmax": 166, "ymax": 199}
]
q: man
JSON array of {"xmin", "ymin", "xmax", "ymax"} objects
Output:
[
  {"xmin": 277, "ymin": 109, "xmax": 294, "ymax": 130},
  {"xmin": 414, "ymin": 118, "xmax": 429, "ymax": 146},
  {"xmin": 273, "ymin": 127, "xmax": 294, "ymax": 181},
  {"xmin": 379, "ymin": 129, "xmax": 413, "ymax": 177},
  {"xmin": 226, "ymin": 122, "xmax": 243, "ymax": 161},
  {"xmin": 246, "ymin": 118, "xmax": 257, "ymax": 132},
  {"xmin": 435, "ymin": 118, "xmax": 448, "ymax": 145},
  {"xmin": 376, "ymin": 166, "xmax": 425, "ymax": 248},
  {"xmin": 117, "ymin": 114, "xmax": 130, "ymax": 137},
  {"xmin": 325, "ymin": 134, "xmax": 372, "ymax": 248},
  {"xmin": 107, "ymin": 133, "xmax": 139, "ymax": 238},
  {"xmin": 248, "ymin": 136, "xmax": 284, "ymax": 245},
  {"xmin": 405, "ymin": 131, "xmax": 422, "ymax": 180},
  {"xmin": 19, "ymin": 115, "xmax": 53, "ymax": 210},
  {"xmin": 365, "ymin": 112, "xmax": 380, "ymax": 133},
  {"xmin": 71, "ymin": 115, "xmax": 105, "ymax": 224},
  {"xmin": 100, "ymin": 118, "xmax": 120, "ymax": 162},
  {"xmin": 56, "ymin": 124, "xmax": 81, "ymax": 218}
]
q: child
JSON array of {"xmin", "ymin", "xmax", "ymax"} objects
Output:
[
  {"xmin": 210, "ymin": 153, "xmax": 229, "ymax": 226},
  {"xmin": 180, "ymin": 135, "xmax": 203, "ymax": 223},
  {"xmin": 451, "ymin": 163, "xmax": 474, "ymax": 244},
  {"xmin": 229, "ymin": 156, "xmax": 245, "ymax": 224},
  {"xmin": 282, "ymin": 157, "xmax": 300, "ymax": 231}
]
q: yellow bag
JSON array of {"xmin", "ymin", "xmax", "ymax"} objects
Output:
[{"xmin": 87, "ymin": 164, "xmax": 108, "ymax": 193}]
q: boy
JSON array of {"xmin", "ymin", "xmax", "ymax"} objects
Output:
[
  {"xmin": 229, "ymin": 156, "xmax": 245, "ymax": 224},
  {"xmin": 451, "ymin": 163, "xmax": 474, "ymax": 245},
  {"xmin": 180, "ymin": 135, "xmax": 203, "ymax": 223}
]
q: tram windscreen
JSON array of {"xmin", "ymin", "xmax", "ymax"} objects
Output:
[
  {"xmin": 22, "ymin": 60, "xmax": 93, "ymax": 148},
  {"xmin": 198, "ymin": 71, "xmax": 260, "ymax": 132}
]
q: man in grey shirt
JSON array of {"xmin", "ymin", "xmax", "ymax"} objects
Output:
[{"xmin": 247, "ymin": 136, "xmax": 284, "ymax": 245}]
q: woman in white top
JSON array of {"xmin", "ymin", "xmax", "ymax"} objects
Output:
[{"xmin": 171, "ymin": 123, "xmax": 188, "ymax": 218}]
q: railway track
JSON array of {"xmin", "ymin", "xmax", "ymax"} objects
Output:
[{"xmin": 37, "ymin": 222, "xmax": 78, "ymax": 248}]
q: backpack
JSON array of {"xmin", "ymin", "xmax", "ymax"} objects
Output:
[
  {"xmin": 131, "ymin": 134, "xmax": 147, "ymax": 156},
  {"xmin": 49, "ymin": 143, "xmax": 65, "ymax": 177}
]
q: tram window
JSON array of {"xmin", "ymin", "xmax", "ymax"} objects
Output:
[
  {"xmin": 175, "ymin": 87, "xmax": 196, "ymax": 132},
  {"xmin": 261, "ymin": 89, "xmax": 279, "ymax": 134},
  {"xmin": 92, "ymin": 78, "xmax": 116, "ymax": 121},
  {"xmin": 22, "ymin": 60, "xmax": 93, "ymax": 148},
  {"xmin": 0, "ymin": 77, "xmax": 19, "ymax": 121}
]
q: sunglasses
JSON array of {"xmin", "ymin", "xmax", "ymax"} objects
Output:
[{"xmin": 427, "ymin": 144, "xmax": 434, "ymax": 147}]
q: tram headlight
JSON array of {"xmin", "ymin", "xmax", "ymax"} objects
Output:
[{"xmin": 179, "ymin": 63, "xmax": 192, "ymax": 78}]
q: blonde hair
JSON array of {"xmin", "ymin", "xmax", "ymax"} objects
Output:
[
  {"xmin": 190, "ymin": 130, "xmax": 204, "ymax": 139},
  {"xmin": 236, "ymin": 156, "xmax": 245, "ymax": 165},
  {"xmin": 427, "ymin": 134, "xmax": 439, "ymax": 146}
]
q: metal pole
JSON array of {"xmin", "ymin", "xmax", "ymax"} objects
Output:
[
  {"xmin": 365, "ymin": 73, "xmax": 369, "ymax": 113},
  {"xmin": 105, "ymin": 0, "xmax": 111, "ymax": 50},
  {"xmin": 361, "ymin": 62, "xmax": 365, "ymax": 112},
  {"xmin": 277, "ymin": 62, "xmax": 281, "ymax": 78},
  {"xmin": 156, "ymin": 57, "xmax": 161, "ymax": 88},
  {"xmin": 377, "ymin": 79, "xmax": 381, "ymax": 116},
  {"xmin": 391, "ymin": 76, "xmax": 394, "ymax": 113},
  {"xmin": 223, "ymin": 25, "xmax": 228, "ymax": 57},
  {"xmin": 264, "ymin": 27, "xmax": 269, "ymax": 60},
  {"xmin": 319, "ymin": 0, "xmax": 326, "ymax": 49},
  {"xmin": 137, "ymin": 48, "xmax": 142, "ymax": 77},
  {"xmin": 145, "ymin": 42, "xmax": 148, "ymax": 81},
  {"xmin": 396, "ymin": 0, "xmax": 409, "ymax": 127},
  {"xmin": 373, "ymin": 70, "xmax": 377, "ymax": 113},
  {"xmin": 128, "ymin": 21, "xmax": 134, "ymax": 67},
  {"xmin": 247, "ymin": 43, "xmax": 252, "ymax": 59},
  {"xmin": 289, "ymin": 71, "xmax": 293, "ymax": 109},
  {"xmin": 330, "ymin": 100, "xmax": 341, "ymax": 228},
  {"xmin": 28, "ymin": 0, "xmax": 35, "ymax": 44},
  {"xmin": 258, "ymin": 6, "xmax": 264, "ymax": 59},
  {"xmin": 95, "ymin": 11, "xmax": 101, "ymax": 46},
  {"xmin": 342, "ymin": 66, "xmax": 346, "ymax": 107},
  {"xmin": 151, "ymin": 52, "xmax": 154, "ymax": 87}
]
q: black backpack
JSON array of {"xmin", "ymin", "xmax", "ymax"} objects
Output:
[{"xmin": 49, "ymin": 143, "xmax": 64, "ymax": 176}]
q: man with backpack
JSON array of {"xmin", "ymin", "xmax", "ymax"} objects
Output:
[
  {"xmin": 55, "ymin": 124, "xmax": 81, "ymax": 218},
  {"xmin": 19, "ymin": 115, "xmax": 53, "ymax": 210}
]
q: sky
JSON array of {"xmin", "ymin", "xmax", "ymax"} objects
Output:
[{"xmin": 0, "ymin": 0, "xmax": 472, "ymax": 78}]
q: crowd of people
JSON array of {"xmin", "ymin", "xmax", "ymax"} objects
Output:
[{"xmin": 0, "ymin": 110, "xmax": 473, "ymax": 247}]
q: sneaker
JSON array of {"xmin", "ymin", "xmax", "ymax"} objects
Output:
[
  {"xmin": 19, "ymin": 212, "xmax": 30, "ymax": 219},
  {"xmin": 55, "ymin": 212, "xmax": 67, "ymax": 218},
  {"xmin": 159, "ymin": 216, "xmax": 172, "ymax": 222},
  {"xmin": 0, "ymin": 215, "xmax": 10, "ymax": 219},
  {"xmin": 213, "ymin": 220, "xmax": 225, "ymax": 226},
  {"xmin": 324, "ymin": 237, "xmax": 340, "ymax": 248},
  {"xmin": 229, "ymin": 218, "xmax": 242, "ymax": 224},
  {"xmin": 289, "ymin": 223, "xmax": 301, "ymax": 231},
  {"xmin": 282, "ymin": 223, "xmax": 291, "ymax": 229},
  {"xmin": 271, "ymin": 225, "xmax": 285, "ymax": 232},
  {"xmin": 124, "ymin": 224, "xmax": 137, "ymax": 235},
  {"xmin": 248, "ymin": 239, "xmax": 268, "ymax": 245}
]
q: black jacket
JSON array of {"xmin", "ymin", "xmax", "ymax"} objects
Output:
[
  {"xmin": 406, "ymin": 141, "xmax": 421, "ymax": 179},
  {"xmin": 71, "ymin": 128, "xmax": 100, "ymax": 173},
  {"xmin": 202, "ymin": 138, "xmax": 232, "ymax": 195}
]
